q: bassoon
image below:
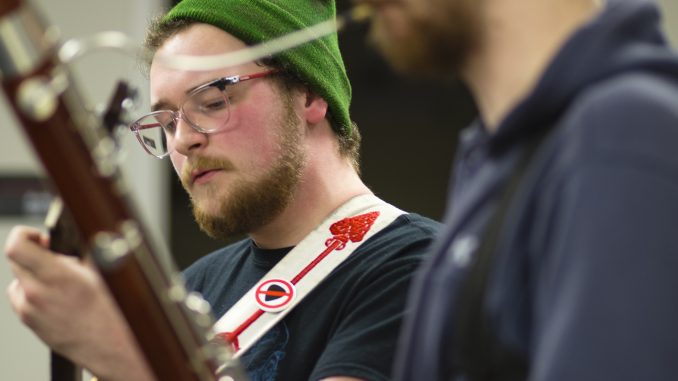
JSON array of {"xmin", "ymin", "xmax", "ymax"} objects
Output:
[
  {"xmin": 0, "ymin": 1, "xmax": 246, "ymax": 380},
  {"xmin": 45, "ymin": 81, "xmax": 134, "ymax": 381}
]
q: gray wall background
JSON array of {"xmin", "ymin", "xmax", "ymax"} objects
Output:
[
  {"xmin": 662, "ymin": 0, "xmax": 678, "ymax": 45},
  {"xmin": 0, "ymin": 0, "xmax": 676, "ymax": 379}
]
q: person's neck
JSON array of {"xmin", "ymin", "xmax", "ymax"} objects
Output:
[
  {"xmin": 250, "ymin": 155, "xmax": 371, "ymax": 250},
  {"xmin": 462, "ymin": 0, "xmax": 603, "ymax": 132}
]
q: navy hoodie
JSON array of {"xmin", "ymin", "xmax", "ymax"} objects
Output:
[{"xmin": 395, "ymin": 1, "xmax": 678, "ymax": 380}]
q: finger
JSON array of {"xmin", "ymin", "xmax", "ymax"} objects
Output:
[
  {"xmin": 6, "ymin": 278, "xmax": 23, "ymax": 309},
  {"xmin": 4, "ymin": 226, "xmax": 57, "ymax": 279},
  {"xmin": 7, "ymin": 263, "xmax": 50, "ymax": 310},
  {"xmin": 4, "ymin": 225, "xmax": 46, "ymax": 250},
  {"xmin": 6, "ymin": 278, "xmax": 39, "ymax": 328},
  {"xmin": 10, "ymin": 248, "xmax": 95, "ymax": 300},
  {"xmin": 6, "ymin": 276, "xmax": 67, "ymax": 348}
]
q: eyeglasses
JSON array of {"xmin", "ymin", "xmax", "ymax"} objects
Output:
[{"xmin": 129, "ymin": 70, "xmax": 277, "ymax": 158}]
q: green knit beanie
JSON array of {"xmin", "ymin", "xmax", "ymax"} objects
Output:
[{"xmin": 162, "ymin": 0, "xmax": 352, "ymax": 136}]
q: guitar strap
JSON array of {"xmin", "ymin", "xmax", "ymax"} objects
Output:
[{"xmin": 213, "ymin": 194, "xmax": 405, "ymax": 357}]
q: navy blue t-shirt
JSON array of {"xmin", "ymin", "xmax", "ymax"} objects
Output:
[{"xmin": 184, "ymin": 213, "xmax": 439, "ymax": 381}]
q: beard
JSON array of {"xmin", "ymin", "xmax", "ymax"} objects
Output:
[
  {"xmin": 181, "ymin": 100, "xmax": 306, "ymax": 240},
  {"xmin": 368, "ymin": 0, "xmax": 480, "ymax": 78}
]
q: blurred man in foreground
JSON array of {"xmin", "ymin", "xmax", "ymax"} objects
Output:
[{"xmin": 366, "ymin": 0, "xmax": 678, "ymax": 379}]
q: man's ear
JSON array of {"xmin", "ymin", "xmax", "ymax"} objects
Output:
[{"xmin": 303, "ymin": 90, "xmax": 328, "ymax": 125}]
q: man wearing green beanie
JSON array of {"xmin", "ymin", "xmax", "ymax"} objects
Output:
[
  {"xmin": 160, "ymin": 0, "xmax": 355, "ymax": 137},
  {"xmin": 4, "ymin": 1, "xmax": 440, "ymax": 381}
]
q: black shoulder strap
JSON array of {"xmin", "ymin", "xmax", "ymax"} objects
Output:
[{"xmin": 455, "ymin": 129, "xmax": 549, "ymax": 381}]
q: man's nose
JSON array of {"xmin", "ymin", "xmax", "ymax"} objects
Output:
[{"xmin": 172, "ymin": 115, "xmax": 207, "ymax": 155}]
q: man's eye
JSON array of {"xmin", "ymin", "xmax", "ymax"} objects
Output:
[
  {"xmin": 200, "ymin": 98, "xmax": 228, "ymax": 112},
  {"xmin": 162, "ymin": 119, "xmax": 177, "ymax": 134}
]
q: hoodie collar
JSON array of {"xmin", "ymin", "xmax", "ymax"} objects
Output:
[{"xmin": 488, "ymin": 0, "xmax": 678, "ymax": 153}]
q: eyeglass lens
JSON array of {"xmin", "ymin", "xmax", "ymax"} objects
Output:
[{"xmin": 132, "ymin": 85, "xmax": 230, "ymax": 157}]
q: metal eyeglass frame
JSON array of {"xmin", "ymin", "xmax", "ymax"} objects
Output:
[{"xmin": 129, "ymin": 69, "xmax": 278, "ymax": 158}]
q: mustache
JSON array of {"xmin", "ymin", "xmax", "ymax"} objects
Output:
[{"xmin": 180, "ymin": 156, "xmax": 236, "ymax": 187}]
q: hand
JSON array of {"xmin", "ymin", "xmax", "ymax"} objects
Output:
[{"xmin": 4, "ymin": 225, "xmax": 154, "ymax": 381}]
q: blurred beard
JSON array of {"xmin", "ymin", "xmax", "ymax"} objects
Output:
[
  {"xmin": 181, "ymin": 104, "xmax": 306, "ymax": 240},
  {"xmin": 368, "ymin": 0, "xmax": 480, "ymax": 78}
]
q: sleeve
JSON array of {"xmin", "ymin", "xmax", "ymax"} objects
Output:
[
  {"xmin": 309, "ymin": 228, "xmax": 435, "ymax": 381},
  {"xmin": 531, "ymin": 82, "xmax": 678, "ymax": 381}
]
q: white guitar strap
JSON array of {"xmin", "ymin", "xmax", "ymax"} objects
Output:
[{"xmin": 213, "ymin": 194, "xmax": 405, "ymax": 357}]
